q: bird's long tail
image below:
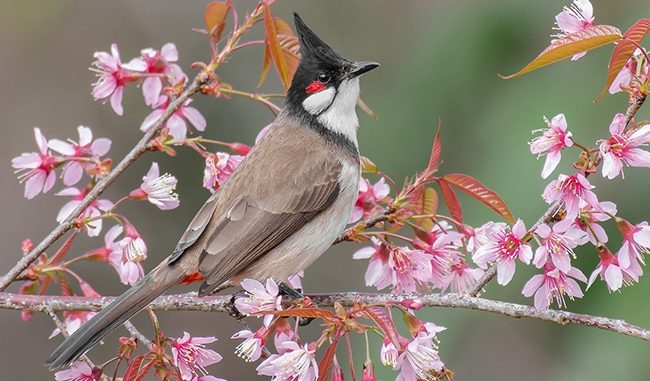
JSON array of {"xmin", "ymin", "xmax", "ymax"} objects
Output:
[{"xmin": 46, "ymin": 264, "xmax": 181, "ymax": 369}]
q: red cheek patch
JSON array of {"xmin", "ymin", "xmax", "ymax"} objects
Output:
[{"xmin": 306, "ymin": 80, "xmax": 327, "ymax": 94}]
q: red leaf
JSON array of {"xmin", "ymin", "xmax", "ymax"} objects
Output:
[
  {"xmin": 597, "ymin": 18, "xmax": 650, "ymax": 100},
  {"xmin": 501, "ymin": 25, "xmax": 622, "ymax": 79},
  {"xmin": 259, "ymin": 308, "xmax": 336, "ymax": 320},
  {"xmin": 317, "ymin": 339, "xmax": 339, "ymax": 381},
  {"xmin": 428, "ymin": 119, "xmax": 443, "ymax": 173},
  {"xmin": 443, "ymin": 173, "xmax": 514, "ymax": 224},
  {"xmin": 204, "ymin": 1, "xmax": 230, "ymax": 43},
  {"xmin": 363, "ymin": 307, "xmax": 401, "ymax": 349},
  {"xmin": 263, "ymin": 6, "xmax": 292, "ymax": 90},
  {"xmin": 123, "ymin": 355, "xmax": 145, "ymax": 381},
  {"xmin": 438, "ymin": 179, "xmax": 463, "ymax": 223},
  {"xmin": 123, "ymin": 355, "xmax": 156, "ymax": 381},
  {"xmin": 49, "ymin": 231, "xmax": 78, "ymax": 264}
]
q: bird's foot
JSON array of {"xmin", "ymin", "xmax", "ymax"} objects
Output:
[
  {"xmin": 227, "ymin": 290, "xmax": 248, "ymax": 320},
  {"xmin": 278, "ymin": 282, "xmax": 315, "ymax": 327}
]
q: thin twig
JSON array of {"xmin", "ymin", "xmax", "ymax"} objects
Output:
[
  {"xmin": 123, "ymin": 320, "xmax": 152, "ymax": 348},
  {"xmin": 4, "ymin": 292, "xmax": 648, "ymax": 342},
  {"xmin": 46, "ymin": 307, "xmax": 96, "ymax": 368},
  {"xmin": 0, "ymin": 6, "xmax": 267, "ymax": 292}
]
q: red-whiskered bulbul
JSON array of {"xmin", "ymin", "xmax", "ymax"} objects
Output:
[{"xmin": 47, "ymin": 12, "xmax": 378, "ymax": 368}]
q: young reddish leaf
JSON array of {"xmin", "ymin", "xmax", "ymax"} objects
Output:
[
  {"xmin": 52, "ymin": 271, "xmax": 73, "ymax": 297},
  {"xmin": 317, "ymin": 338, "xmax": 339, "ymax": 381},
  {"xmin": 428, "ymin": 119, "xmax": 443, "ymax": 173},
  {"xmin": 363, "ymin": 307, "xmax": 401, "ymax": 349},
  {"xmin": 274, "ymin": 17, "xmax": 300, "ymax": 82},
  {"xmin": 49, "ymin": 231, "xmax": 78, "ymax": 264},
  {"xmin": 597, "ymin": 18, "xmax": 650, "ymax": 100},
  {"xmin": 258, "ymin": 44, "xmax": 273, "ymax": 88},
  {"xmin": 132, "ymin": 358, "xmax": 156, "ymax": 381},
  {"xmin": 123, "ymin": 355, "xmax": 145, "ymax": 381},
  {"xmin": 263, "ymin": 6, "xmax": 292, "ymax": 90},
  {"xmin": 501, "ymin": 25, "xmax": 622, "ymax": 79},
  {"xmin": 204, "ymin": 1, "xmax": 230, "ymax": 43},
  {"xmin": 259, "ymin": 308, "xmax": 336, "ymax": 320},
  {"xmin": 438, "ymin": 179, "xmax": 463, "ymax": 223},
  {"xmin": 442, "ymin": 173, "xmax": 514, "ymax": 224}
]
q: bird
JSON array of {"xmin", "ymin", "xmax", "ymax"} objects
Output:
[{"xmin": 46, "ymin": 12, "xmax": 378, "ymax": 369}]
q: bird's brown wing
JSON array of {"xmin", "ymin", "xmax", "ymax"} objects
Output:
[
  {"xmin": 196, "ymin": 156, "xmax": 342, "ymax": 296},
  {"xmin": 168, "ymin": 190, "xmax": 220, "ymax": 264}
]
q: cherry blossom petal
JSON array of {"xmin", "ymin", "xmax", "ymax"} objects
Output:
[
  {"xmin": 142, "ymin": 77, "xmax": 163, "ymax": 106},
  {"xmin": 63, "ymin": 162, "xmax": 84, "ymax": 186},
  {"xmin": 140, "ymin": 109, "xmax": 165, "ymax": 132},
  {"xmin": 182, "ymin": 107, "xmax": 207, "ymax": 131},
  {"xmin": 110, "ymin": 86, "xmax": 124, "ymax": 116},
  {"xmin": 161, "ymin": 42, "xmax": 179, "ymax": 61},
  {"xmin": 48, "ymin": 140, "xmax": 76, "ymax": 156},
  {"xmin": 91, "ymin": 138, "xmax": 111, "ymax": 156}
]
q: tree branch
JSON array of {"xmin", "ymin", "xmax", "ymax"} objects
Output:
[
  {"xmin": 1, "ymin": 292, "xmax": 648, "ymax": 342},
  {"xmin": 0, "ymin": 7, "xmax": 266, "ymax": 292}
]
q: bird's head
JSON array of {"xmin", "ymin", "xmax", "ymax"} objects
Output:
[{"xmin": 286, "ymin": 13, "xmax": 379, "ymax": 123}]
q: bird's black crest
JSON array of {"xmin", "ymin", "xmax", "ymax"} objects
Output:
[{"xmin": 293, "ymin": 13, "xmax": 348, "ymax": 67}]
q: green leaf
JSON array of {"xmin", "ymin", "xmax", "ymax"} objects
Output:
[
  {"xmin": 596, "ymin": 19, "xmax": 650, "ymax": 101},
  {"xmin": 501, "ymin": 25, "xmax": 622, "ymax": 79},
  {"xmin": 442, "ymin": 173, "xmax": 514, "ymax": 224}
]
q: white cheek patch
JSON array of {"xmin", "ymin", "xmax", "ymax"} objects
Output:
[
  {"xmin": 302, "ymin": 87, "xmax": 336, "ymax": 115},
  {"xmin": 317, "ymin": 78, "xmax": 361, "ymax": 147}
]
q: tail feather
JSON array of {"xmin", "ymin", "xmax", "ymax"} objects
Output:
[{"xmin": 46, "ymin": 267, "xmax": 177, "ymax": 369}]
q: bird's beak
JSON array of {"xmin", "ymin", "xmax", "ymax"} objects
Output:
[{"xmin": 347, "ymin": 61, "xmax": 380, "ymax": 79}]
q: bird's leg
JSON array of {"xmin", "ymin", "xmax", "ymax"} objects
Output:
[
  {"xmin": 227, "ymin": 290, "xmax": 248, "ymax": 320},
  {"xmin": 278, "ymin": 282, "xmax": 315, "ymax": 327},
  {"xmin": 278, "ymin": 282, "xmax": 304, "ymax": 300}
]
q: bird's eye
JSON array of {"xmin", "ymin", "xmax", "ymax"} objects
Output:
[{"xmin": 318, "ymin": 72, "xmax": 331, "ymax": 83}]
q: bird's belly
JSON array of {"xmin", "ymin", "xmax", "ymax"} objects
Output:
[{"xmin": 232, "ymin": 160, "xmax": 360, "ymax": 283}]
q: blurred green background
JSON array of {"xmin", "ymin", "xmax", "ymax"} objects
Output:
[{"xmin": 1, "ymin": 1, "xmax": 649, "ymax": 380}]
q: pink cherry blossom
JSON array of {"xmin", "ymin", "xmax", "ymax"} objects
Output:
[
  {"xmin": 56, "ymin": 187, "xmax": 113, "ymax": 237},
  {"xmin": 553, "ymin": 0, "xmax": 595, "ymax": 60},
  {"xmin": 49, "ymin": 311, "xmax": 97, "ymax": 339},
  {"xmin": 522, "ymin": 263, "xmax": 587, "ymax": 310},
  {"xmin": 533, "ymin": 223, "xmax": 588, "ymax": 273},
  {"xmin": 530, "ymin": 114, "xmax": 574, "ymax": 179},
  {"xmin": 588, "ymin": 246, "xmax": 639, "ymax": 292},
  {"xmin": 140, "ymin": 43, "xmax": 186, "ymax": 105},
  {"xmin": 99, "ymin": 225, "xmax": 144, "ymax": 286},
  {"xmin": 380, "ymin": 338, "xmax": 399, "ymax": 368},
  {"xmin": 332, "ymin": 357, "xmax": 345, "ymax": 381},
  {"xmin": 172, "ymin": 332, "xmax": 223, "ymax": 381},
  {"xmin": 48, "ymin": 126, "xmax": 111, "ymax": 186},
  {"xmin": 119, "ymin": 223, "xmax": 147, "ymax": 263},
  {"xmin": 599, "ymin": 113, "xmax": 650, "ymax": 179},
  {"xmin": 348, "ymin": 177, "xmax": 390, "ymax": 223},
  {"xmin": 131, "ymin": 162, "xmax": 179, "ymax": 210},
  {"xmin": 140, "ymin": 96, "xmax": 206, "ymax": 141},
  {"xmin": 571, "ymin": 201, "xmax": 617, "ymax": 245},
  {"xmin": 443, "ymin": 258, "xmax": 484, "ymax": 293},
  {"xmin": 413, "ymin": 231, "xmax": 464, "ymax": 288},
  {"xmin": 543, "ymin": 173, "xmax": 600, "ymax": 221},
  {"xmin": 203, "ymin": 152, "xmax": 244, "ymax": 193},
  {"xmin": 465, "ymin": 221, "xmax": 507, "ymax": 254},
  {"xmin": 257, "ymin": 341, "xmax": 318, "ymax": 381},
  {"xmin": 54, "ymin": 362, "xmax": 102, "ymax": 381},
  {"xmin": 12, "ymin": 128, "xmax": 58, "ymax": 199},
  {"xmin": 232, "ymin": 326, "xmax": 269, "ymax": 362},
  {"xmin": 617, "ymin": 220, "xmax": 650, "ymax": 271},
  {"xmin": 273, "ymin": 318, "xmax": 297, "ymax": 355},
  {"xmin": 287, "ymin": 270, "xmax": 304, "ymax": 290},
  {"xmin": 91, "ymin": 43, "xmax": 146, "ymax": 115},
  {"xmin": 609, "ymin": 49, "xmax": 649, "ymax": 94},
  {"xmin": 235, "ymin": 278, "xmax": 282, "ymax": 326},
  {"xmin": 395, "ymin": 332, "xmax": 445, "ymax": 381},
  {"xmin": 473, "ymin": 219, "xmax": 533, "ymax": 286},
  {"xmin": 354, "ymin": 240, "xmax": 433, "ymax": 293}
]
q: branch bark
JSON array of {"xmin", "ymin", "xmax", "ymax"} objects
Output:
[{"xmin": 1, "ymin": 291, "xmax": 648, "ymax": 342}]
